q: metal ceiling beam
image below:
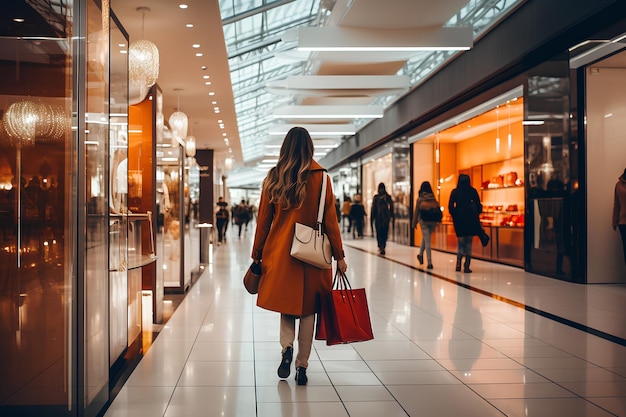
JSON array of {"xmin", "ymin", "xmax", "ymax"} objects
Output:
[{"xmin": 221, "ymin": 0, "xmax": 298, "ymax": 25}]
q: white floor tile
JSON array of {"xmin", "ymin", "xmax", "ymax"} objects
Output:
[{"xmin": 104, "ymin": 236, "xmax": 626, "ymax": 417}]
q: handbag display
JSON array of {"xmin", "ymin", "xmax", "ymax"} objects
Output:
[
  {"xmin": 290, "ymin": 172, "xmax": 333, "ymax": 269},
  {"xmin": 243, "ymin": 261, "xmax": 262, "ymax": 294},
  {"xmin": 316, "ymin": 270, "xmax": 374, "ymax": 346}
]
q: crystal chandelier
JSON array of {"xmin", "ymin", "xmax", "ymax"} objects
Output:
[
  {"xmin": 2, "ymin": 100, "xmax": 67, "ymax": 146},
  {"xmin": 169, "ymin": 89, "xmax": 188, "ymax": 145},
  {"xmin": 129, "ymin": 7, "xmax": 159, "ymax": 90},
  {"xmin": 185, "ymin": 117, "xmax": 197, "ymax": 157},
  {"xmin": 185, "ymin": 135, "xmax": 196, "ymax": 157},
  {"xmin": 129, "ymin": 39, "xmax": 159, "ymax": 88}
]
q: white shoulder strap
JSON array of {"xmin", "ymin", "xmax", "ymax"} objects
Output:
[{"xmin": 317, "ymin": 172, "xmax": 327, "ymax": 224}]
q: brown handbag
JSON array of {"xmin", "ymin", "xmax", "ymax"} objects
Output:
[{"xmin": 243, "ymin": 261, "xmax": 262, "ymax": 294}]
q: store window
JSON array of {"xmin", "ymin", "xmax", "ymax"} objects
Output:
[
  {"xmin": 411, "ymin": 89, "xmax": 525, "ymax": 267},
  {"xmin": 525, "ymin": 59, "xmax": 573, "ymax": 280},
  {"xmin": 584, "ymin": 48, "xmax": 626, "ymax": 283},
  {"xmin": 362, "ymin": 153, "xmax": 392, "ymax": 238}
]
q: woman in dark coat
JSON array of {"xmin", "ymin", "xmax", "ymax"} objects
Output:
[
  {"xmin": 251, "ymin": 127, "xmax": 347, "ymax": 386},
  {"xmin": 448, "ymin": 174, "xmax": 482, "ymax": 273},
  {"xmin": 370, "ymin": 182, "xmax": 394, "ymax": 255}
]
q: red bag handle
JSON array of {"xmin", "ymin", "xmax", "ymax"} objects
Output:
[{"xmin": 332, "ymin": 270, "xmax": 357, "ymax": 304}]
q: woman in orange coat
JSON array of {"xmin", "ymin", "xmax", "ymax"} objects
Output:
[{"xmin": 251, "ymin": 127, "xmax": 348, "ymax": 385}]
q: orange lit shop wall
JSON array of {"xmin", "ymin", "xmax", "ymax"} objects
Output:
[
  {"xmin": 429, "ymin": 98, "xmax": 525, "ymax": 266},
  {"xmin": 128, "ymin": 98, "xmax": 158, "ymax": 319}
]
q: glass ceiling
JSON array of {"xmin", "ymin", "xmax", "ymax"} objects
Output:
[{"xmin": 219, "ymin": 0, "xmax": 523, "ymax": 170}]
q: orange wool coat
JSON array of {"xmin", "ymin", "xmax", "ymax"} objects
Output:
[{"xmin": 251, "ymin": 161, "xmax": 345, "ymax": 316}]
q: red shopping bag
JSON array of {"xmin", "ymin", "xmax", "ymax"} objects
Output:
[{"xmin": 319, "ymin": 271, "xmax": 374, "ymax": 345}]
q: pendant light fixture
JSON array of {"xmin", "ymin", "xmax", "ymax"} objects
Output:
[
  {"xmin": 507, "ymin": 102, "xmax": 512, "ymax": 152},
  {"xmin": 185, "ymin": 118, "xmax": 197, "ymax": 157},
  {"xmin": 1, "ymin": 99, "xmax": 67, "ymax": 268},
  {"xmin": 3, "ymin": 100, "xmax": 67, "ymax": 146},
  {"xmin": 495, "ymin": 106, "xmax": 500, "ymax": 154},
  {"xmin": 169, "ymin": 89, "xmax": 188, "ymax": 146},
  {"xmin": 129, "ymin": 7, "xmax": 159, "ymax": 90}
]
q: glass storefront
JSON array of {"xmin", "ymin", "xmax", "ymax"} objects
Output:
[
  {"xmin": 583, "ymin": 47, "xmax": 626, "ymax": 283},
  {"xmin": 362, "ymin": 153, "xmax": 392, "ymax": 238},
  {"xmin": 0, "ymin": 1, "xmax": 76, "ymax": 407},
  {"xmin": 361, "ymin": 139, "xmax": 411, "ymax": 244},
  {"xmin": 411, "ymin": 89, "xmax": 526, "ymax": 268}
]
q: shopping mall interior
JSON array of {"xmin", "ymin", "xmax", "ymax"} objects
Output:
[{"xmin": 1, "ymin": 0, "xmax": 626, "ymax": 416}]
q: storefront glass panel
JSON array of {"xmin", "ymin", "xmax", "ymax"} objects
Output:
[
  {"xmin": 0, "ymin": 1, "xmax": 76, "ymax": 415},
  {"xmin": 84, "ymin": 0, "xmax": 110, "ymax": 410},
  {"xmin": 525, "ymin": 59, "xmax": 573, "ymax": 280},
  {"xmin": 411, "ymin": 91, "xmax": 525, "ymax": 267},
  {"xmin": 108, "ymin": 13, "xmax": 130, "ymax": 366},
  {"xmin": 584, "ymin": 48, "xmax": 626, "ymax": 283},
  {"xmin": 392, "ymin": 138, "xmax": 411, "ymax": 245},
  {"xmin": 362, "ymin": 153, "xmax": 392, "ymax": 238}
]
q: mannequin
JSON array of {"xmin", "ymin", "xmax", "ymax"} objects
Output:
[{"xmin": 613, "ymin": 168, "xmax": 626, "ymax": 265}]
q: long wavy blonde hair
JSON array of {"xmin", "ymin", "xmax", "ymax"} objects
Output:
[{"xmin": 263, "ymin": 127, "xmax": 314, "ymax": 209}]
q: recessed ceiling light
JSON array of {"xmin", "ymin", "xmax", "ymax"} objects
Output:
[
  {"xmin": 195, "ymin": 53, "xmax": 203, "ymax": 57},
  {"xmin": 13, "ymin": 18, "xmax": 25, "ymax": 23},
  {"xmin": 218, "ymin": 120, "xmax": 223, "ymax": 123},
  {"xmin": 186, "ymin": 23, "xmax": 193, "ymax": 28},
  {"xmin": 179, "ymin": 4, "xmax": 188, "ymax": 9},
  {"xmin": 202, "ymin": 75, "xmax": 209, "ymax": 79},
  {"xmin": 118, "ymin": 43, "xmax": 125, "ymax": 47},
  {"xmin": 208, "ymin": 92, "xmax": 215, "ymax": 96},
  {"xmin": 212, "ymin": 101, "xmax": 217, "ymax": 105},
  {"xmin": 192, "ymin": 44, "xmax": 200, "ymax": 48},
  {"xmin": 222, "ymin": 133, "xmax": 227, "ymax": 137},
  {"xmin": 201, "ymin": 66, "xmax": 207, "ymax": 70},
  {"xmin": 205, "ymin": 81, "xmax": 211, "ymax": 85}
]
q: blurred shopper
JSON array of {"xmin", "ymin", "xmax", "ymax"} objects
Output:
[
  {"xmin": 412, "ymin": 181, "xmax": 441, "ymax": 269},
  {"xmin": 448, "ymin": 174, "xmax": 483, "ymax": 273},
  {"xmin": 251, "ymin": 127, "xmax": 347, "ymax": 386},
  {"xmin": 234, "ymin": 199, "xmax": 250, "ymax": 238},
  {"xmin": 342, "ymin": 196, "xmax": 352, "ymax": 232},
  {"xmin": 371, "ymin": 182, "xmax": 394, "ymax": 255},
  {"xmin": 215, "ymin": 197, "xmax": 229, "ymax": 244},
  {"xmin": 349, "ymin": 194, "xmax": 366, "ymax": 239}
]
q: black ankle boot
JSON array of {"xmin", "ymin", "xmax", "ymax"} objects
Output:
[
  {"xmin": 295, "ymin": 366, "xmax": 308, "ymax": 385},
  {"xmin": 455, "ymin": 258, "xmax": 462, "ymax": 272},
  {"xmin": 277, "ymin": 346, "xmax": 293, "ymax": 378},
  {"xmin": 464, "ymin": 258, "xmax": 472, "ymax": 273}
]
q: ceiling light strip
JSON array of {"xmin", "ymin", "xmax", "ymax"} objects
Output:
[
  {"xmin": 296, "ymin": 27, "xmax": 473, "ymax": 52},
  {"xmin": 272, "ymin": 105, "xmax": 383, "ymax": 119},
  {"xmin": 268, "ymin": 123, "xmax": 356, "ymax": 135}
]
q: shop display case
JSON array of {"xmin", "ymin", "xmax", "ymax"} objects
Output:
[{"xmin": 433, "ymin": 156, "xmax": 525, "ymax": 267}]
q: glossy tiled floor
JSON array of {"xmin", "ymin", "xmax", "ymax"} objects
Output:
[{"xmin": 104, "ymin": 226, "xmax": 626, "ymax": 417}]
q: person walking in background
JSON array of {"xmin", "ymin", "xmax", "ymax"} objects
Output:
[
  {"xmin": 412, "ymin": 181, "xmax": 441, "ymax": 269},
  {"xmin": 251, "ymin": 127, "xmax": 348, "ymax": 386},
  {"xmin": 349, "ymin": 194, "xmax": 366, "ymax": 239},
  {"xmin": 371, "ymin": 182, "xmax": 394, "ymax": 255},
  {"xmin": 234, "ymin": 199, "xmax": 250, "ymax": 238},
  {"xmin": 613, "ymin": 168, "xmax": 626, "ymax": 265},
  {"xmin": 448, "ymin": 174, "xmax": 483, "ymax": 273},
  {"xmin": 215, "ymin": 197, "xmax": 229, "ymax": 244},
  {"xmin": 342, "ymin": 196, "xmax": 352, "ymax": 232}
]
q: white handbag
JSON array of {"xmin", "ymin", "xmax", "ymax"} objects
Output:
[{"xmin": 290, "ymin": 172, "xmax": 333, "ymax": 269}]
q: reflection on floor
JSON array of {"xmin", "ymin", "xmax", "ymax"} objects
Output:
[{"xmin": 104, "ymin": 227, "xmax": 626, "ymax": 417}]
